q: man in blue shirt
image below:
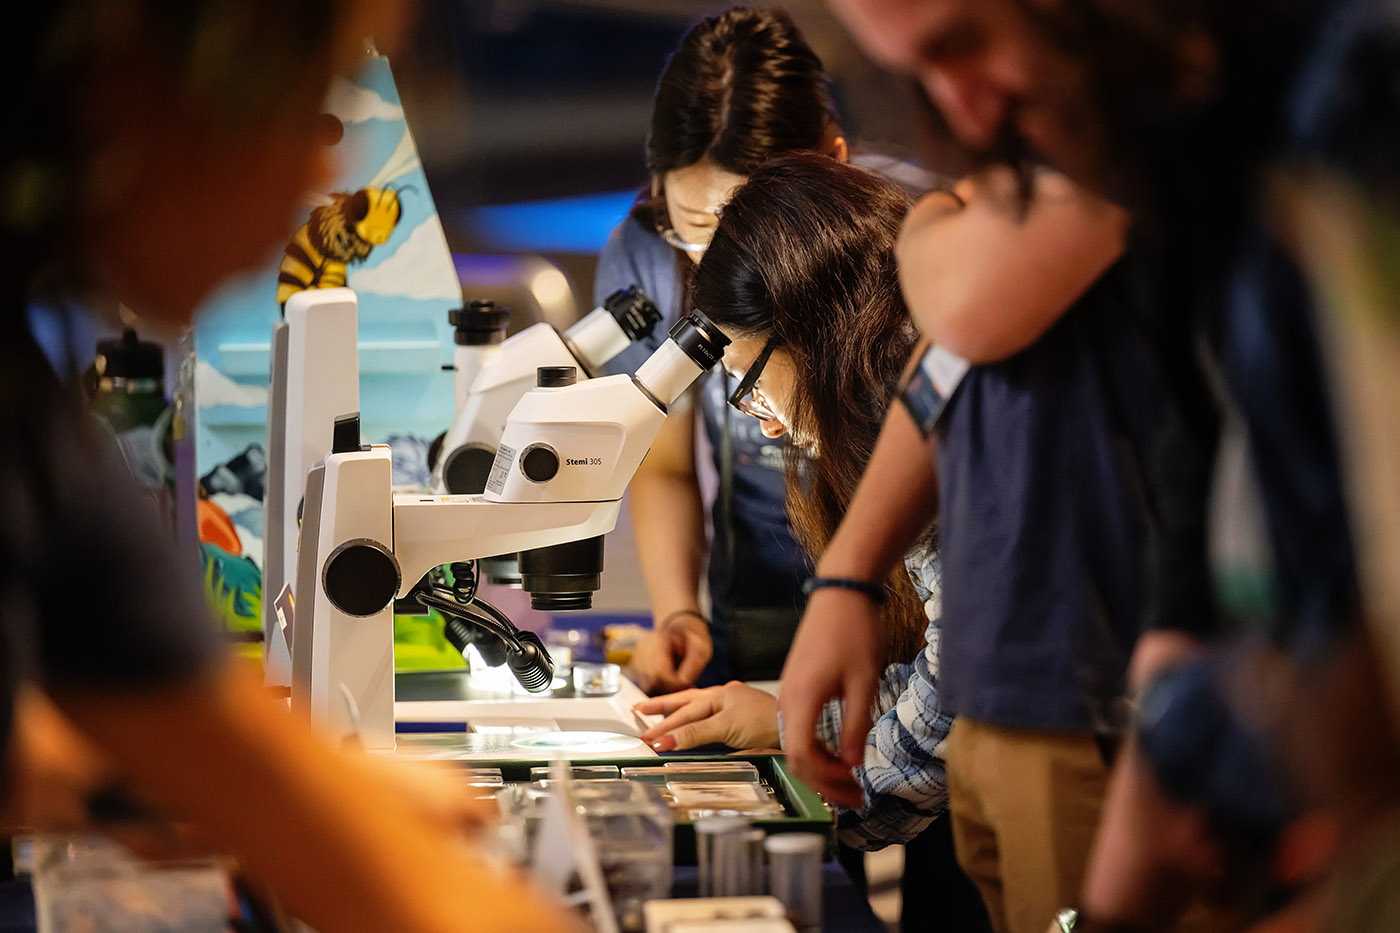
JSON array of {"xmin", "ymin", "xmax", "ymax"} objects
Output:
[{"xmin": 787, "ymin": 0, "xmax": 1385, "ymax": 928}]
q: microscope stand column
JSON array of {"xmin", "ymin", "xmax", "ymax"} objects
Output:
[{"xmin": 306, "ymin": 441, "xmax": 399, "ymax": 750}]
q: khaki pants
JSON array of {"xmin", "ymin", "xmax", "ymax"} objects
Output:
[{"xmin": 946, "ymin": 719, "xmax": 1109, "ymax": 933}]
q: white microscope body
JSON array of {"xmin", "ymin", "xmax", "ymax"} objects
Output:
[
  {"xmin": 262, "ymin": 288, "xmax": 359, "ymax": 687},
  {"xmin": 431, "ymin": 287, "xmax": 659, "ymax": 495},
  {"xmin": 294, "ymin": 314, "xmax": 729, "ymax": 749}
]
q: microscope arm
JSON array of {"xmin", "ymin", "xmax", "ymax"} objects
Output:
[
  {"xmin": 389, "ymin": 496, "xmax": 621, "ymax": 599},
  {"xmin": 302, "ymin": 313, "xmax": 728, "ymax": 747}
]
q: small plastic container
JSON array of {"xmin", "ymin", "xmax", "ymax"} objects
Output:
[
  {"xmin": 31, "ymin": 836, "xmax": 233, "ymax": 933},
  {"xmin": 545, "ymin": 626, "xmax": 594, "ymax": 668},
  {"xmin": 573, "ymin": 780, "xmax": 674, "ymax": 931},
  {"xmin": 695, "ymin": 815, "xmax": 762, "ymax": 898},
  {"xmin": 572, "ymin": 661, "xmax": 621, "ymax": 695},
  {"xmin": 764, "ymin": 833, "xmax": 823, "ymax": 931},
  {"xmin": 528, "ymin": 764, "xmax": 620, "ymax": 782}
]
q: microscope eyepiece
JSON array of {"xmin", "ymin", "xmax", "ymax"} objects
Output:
[
  {"xmin": 669, "ymin": 311, "xmax": 730, "ymax": 371},
  {"xmin": 602, "ymin": 285, "xmax": 662, "ymax": 341},
  {"xmin": 448, "ymin": 299, "xmax": 511, "ymax": 346},
  {"xmin": 536, "ymin": 366, "xmax": 577, "ymax": 388}
]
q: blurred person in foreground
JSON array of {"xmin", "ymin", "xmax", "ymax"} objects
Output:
[
  {"xmin": 786, "ymin": 0, "xmax": 1399, "ymax": 928},
  {"xmin": 0, "ymin": 2, "xmax": 582, "ymax": 930}
]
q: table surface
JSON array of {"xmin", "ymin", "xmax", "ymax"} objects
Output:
[{"xmin": 0, "ymin": 859, "xmax": 882, "ymax": 932}]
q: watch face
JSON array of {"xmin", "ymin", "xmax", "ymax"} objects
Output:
[
  {"xmin": 900, "ymin": 344, "xmax": 970, "ymax": 436},
  {"xmin": 901, "ymin": 368, "xmax": 945, "ymax": 436}
]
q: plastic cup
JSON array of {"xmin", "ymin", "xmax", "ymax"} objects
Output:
[{"xmin": 764, "ymin": 832, "xmax": 823, "ymax": 930}]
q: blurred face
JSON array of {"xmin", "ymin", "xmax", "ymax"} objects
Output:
[
  {"xmin": 829, "ymin": 0, "xmax": 1104, "ymax": 181},
  {"xmin": 81, "ymin": 0, "xmax": 405, "ymax": 328},
  {"xmin": 723, "ymin": 336, "xmax": 804, "ymax": 445},
  {"xmin": 88, "ymin": 92, "xmax": 332, "ymax": 328},
  {"xmin": 660, "ymin": 158, "xmax": 747, "ymax": 264}
]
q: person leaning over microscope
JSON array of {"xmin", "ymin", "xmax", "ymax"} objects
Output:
[
  {"xmin": 634, "ymin": 153, "xmax": 994, "ymax": 932},
  {"xmin": 0, "ymin": 3, "xmax": 582, "ymax": 930},
  {"xmin": 597, "ymin": 7, "xmax": 931, "ymax": 696}
]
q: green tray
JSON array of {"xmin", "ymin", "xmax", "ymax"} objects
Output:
[{"xmin": 471, "ymin": 753, "xmax": 834, "ymax": 864}]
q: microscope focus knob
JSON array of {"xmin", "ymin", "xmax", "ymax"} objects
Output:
[
  {"xmin": 519, "ymin": 443, "xmax": 560, "ymax": 483},
  {"xmin": 441, "ymin": 443, "xmax": 498, "ymax": 494},
  {"xmin": 323, "ymin": 538, "xmax": 400, "ymax": 617}
]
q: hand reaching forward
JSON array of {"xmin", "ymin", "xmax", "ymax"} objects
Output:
[
  {"xmin": 776, "ymin": 588, "xmax": 884, "ymax": 809},
  {"xmin": 630, "ymin": 612, "xmax": 713, "ymax": 695},
  {"xmin": 634, "ymin": 681, "xmax": 780, "ymax": 752}
]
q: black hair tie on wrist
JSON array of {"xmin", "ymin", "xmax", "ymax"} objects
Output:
[
  {"xmin": 658, "ymin": 609, "xmax": 709, "ymax": 630},
  {"xmin": 802, "ymin": 576, "xmax": 886, "ymax": 605}
]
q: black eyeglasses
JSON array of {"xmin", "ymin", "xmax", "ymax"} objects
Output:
[{"xmin": 727, "ymin": 335, "xmax": 780, "ymax": 420}]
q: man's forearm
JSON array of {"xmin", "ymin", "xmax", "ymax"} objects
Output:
[{"xmin": 816, "ymin": 403, "xmax": 937, "ymax": 580}]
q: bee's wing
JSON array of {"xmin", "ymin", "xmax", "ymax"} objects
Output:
[{"xmin": 365, "ymin": 130, "xmax": 419, "ymax": 189}]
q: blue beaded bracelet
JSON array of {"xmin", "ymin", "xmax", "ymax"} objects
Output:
[{"xmin": 802, "ymin": 576, "xmax": 886, "ymax": 605}]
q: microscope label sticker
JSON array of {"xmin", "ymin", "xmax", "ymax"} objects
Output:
[
  {"xmin": 485, "ymin": 443, "xmax": 517, "ymax": 495},
  {"xmin": 565, "ymin": 457, "xmax": 604, "ymax": 467}
]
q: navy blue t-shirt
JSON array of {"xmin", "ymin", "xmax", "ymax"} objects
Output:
[
  {"xmin": 935, "ymin": 258, "xmax": 1162, "ymax": 733},
  {"xmin": 596, "ymin": 214, "xmax": 808, "ymax": 680}
]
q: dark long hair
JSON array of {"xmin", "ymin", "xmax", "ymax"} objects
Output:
[
  {"xmin": 631, "ymin": 6, "xmax": 838, "ymax": 292},
  {"xmin": 693, "ymin": 153, "xmax": 929, "ymax": 665}
]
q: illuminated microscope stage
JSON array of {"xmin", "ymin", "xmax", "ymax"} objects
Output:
[{"xmin": 392, "ymin": 671, "xmax": 662, "ymax": 761}]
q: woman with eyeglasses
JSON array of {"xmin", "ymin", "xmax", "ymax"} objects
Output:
[
  {"xmin": 596, "ymin": 7, "xmax": 853, "ymax": 698},
  {"xmin": 634, "ymin": 152, "xmax": 989, "ymax": 929}
]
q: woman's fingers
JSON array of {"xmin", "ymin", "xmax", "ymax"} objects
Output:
[
  {"xmin": 634, "ymin": 688, "xmax": 704, "ymax": 718},
  {"xmin": 641, "ymin": 694, "xmax": 717, "ymax": 746}
]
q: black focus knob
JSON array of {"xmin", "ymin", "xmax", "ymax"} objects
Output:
[
  {"xmin": 519, "ymin": 444, "xmax": 560, "ymax": 483},
  {"xmin": 536, "ymin": 366, "xmax": 577, "ymax": 388},
  {"xmin": 322, "ymin": 538, "xmax": 400, "ymax": 617}
]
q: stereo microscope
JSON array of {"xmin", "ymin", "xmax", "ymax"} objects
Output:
[
  {"xmin": 430, "ymin": 286, "xmax": 659, "ymax": 495},
  {"xmin": 291, "ymin": 313, "xmax": 730, "ymax": 749}
]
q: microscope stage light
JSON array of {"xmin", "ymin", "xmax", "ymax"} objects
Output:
[{"xmin": 510, "ymin": 731, "xmax": 644, "ymax": 753}]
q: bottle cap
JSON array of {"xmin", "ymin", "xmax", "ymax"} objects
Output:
[{"xmin": 95, "ymin": 329, "xmax": 162, "ymax": 380}]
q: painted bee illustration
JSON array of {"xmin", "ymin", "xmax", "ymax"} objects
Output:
[{"xmin": 277, "ymin": 186, "xmax": 406, "ymax": 306}]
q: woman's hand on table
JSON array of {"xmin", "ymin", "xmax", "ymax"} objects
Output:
[
  {"xmin": 634, "ymin": 681, "xmax": 779, "ymax": 752},
  {"xmin": 630, "ymin": 612, "xmax": 713, "ymax": 695}
]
